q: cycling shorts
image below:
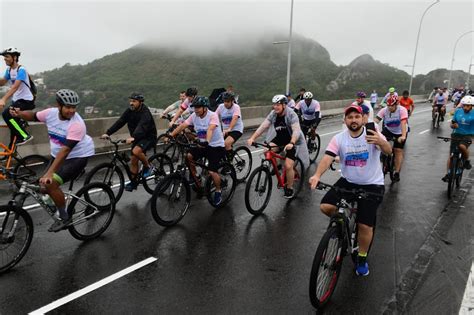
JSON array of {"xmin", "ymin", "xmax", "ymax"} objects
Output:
[
  {"xmin": 301, "ymin": 118, "xmax": 321, "ymax": 136},
  {"xmin": 270, "ymin": 136, "xmax": 296, "ymax": 161},
  {"xmin": 132, "ymin": 137, "xmax": 156, "ymax": 154},
  {"xmin": 51, "ymin": 157, "xmax": 88, "ymax": 185},
  {"xmin": 450, "ymin": 134, "xmax": 472, "ymax": 151},
  {"xmin": 225, "ymin": 131, "xmax": 242, "ymax": 142},
  {"xmin": 189, "ymin": 146, "xmax": 226, "ymax": 172},
  {"xmin": 382, "ymin": 128, "xmax": 407, "ymax": 149}
]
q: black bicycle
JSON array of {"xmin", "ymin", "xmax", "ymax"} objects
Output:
[
  {"xmin": 150, "ymin": 139, "xmax": 237, "ymax": 227},
  {"xmin": 432, "ymin": 105, "xmax": 443, "ymax": 129},
  {"xmin": 438, "ymin": 136, "xmax": 472, "ymax": 198},
  {"xmin": 308, "ymin": 182, "xmax": 383, "ymax": 309},
  {"xmin": 304, "ymin": 122, "xmax": 321, "ymax": 164},
  {"xmin": 84, "ymin": 138, "xmax": 173, "ymax": 203},
  {"xmin": 226, "ymin": 144, "xmax": 252, "ymax": 183}
]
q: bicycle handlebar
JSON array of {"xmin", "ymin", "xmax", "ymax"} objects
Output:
[
  {"xmin": 437, "ymin": 136, "xmax": 472, "ymax": 145},
  {"xmin": 316, "ymin": 181, "xmax": 384, "ymax": 199}
]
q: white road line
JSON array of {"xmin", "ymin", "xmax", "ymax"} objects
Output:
[
  {"xmin": 29, "ymin": 257, "xmax": 157, "ymax": 315},
  {"xmin": 459, "ymin": 261, "xmax": 474, "ymax": 314},
  {"xmin": 419, "ymin": 129, "xmax": 430, "ymax": 135}
]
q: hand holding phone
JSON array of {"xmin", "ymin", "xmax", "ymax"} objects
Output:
[{"xmin": 365, "ymin": 122, "xmax": 376, "ymax": 135}]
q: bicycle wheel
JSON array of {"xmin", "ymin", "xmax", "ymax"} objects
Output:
[
  {"xmin": 387, "ymin": 154, "xmax": 395, "ymax": 182},
  {"xmin": 292, "ymin": 157, "xmax": 306, "ymax": 199},
  {"xmin": 206, "ymin": 163, "xmax": 237, "ymax": 208},
  {"xmin": 84, "ymin": 162, "xmax": 125, "ymax": 203},
  {"xmin": 0, "ymin": 206, "xmax": 34, "ymax": 273},
  {"xmin": 245, "ymin": 166, "xmax": 272, "ymax": 215},
  {"xmin": 232, "ymin": 146, "xmax": 252, "ymax": 182},
  {"xmin": 309, "ymin": 225, "xmax": 343, "ymax": 309},
  {"xmin": 150, "ymin": 174, "xmax": 191, "ymax": 226},
  {"xmin": 447, "ymin": 156, "xmax": 457, "ymax": 199},
  {"xmin": 143, "ymin": 153, "xmax": 174, "ymax": 194},
  {"xmin": 156, "ymin": 133, "xmax": 173, "ymax": 154},
  {"xmin": 308, "ymin": 133, "xmax": 321, "ymax": 164},
  {"xmin": 13, "ymin": 154, "xmax": 49, "ymax": 186},
  {"xmin": 67, "ymin": 182, "xmax": 116, "ymax": 241},
  {"xmin": 432, "ymin": 111, "xmax": 438, "ymax": 128},
  {"xmin": 455, "ymin": 158, "xmax": 464, "ymax": 188}
]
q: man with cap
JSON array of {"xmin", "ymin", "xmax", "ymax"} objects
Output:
[{"xmin": 309, "ymin": 104, "xmax": 391, "ymax": 277}]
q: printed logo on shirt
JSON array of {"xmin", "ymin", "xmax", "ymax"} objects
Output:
[
  {"xmin": 222, "ymin": 115, "xmax": 233, "ymax": 124},
  {"xmin": 304, "ymin": 109, "xmax": 315, "ymax": 115},
  {"xmin": 345, "ymin": 150, "xmax": 369, "ymax": 167},
  {"xmin": 48, "ymin": 131, "xmax": 67, "ymax": 146},
  {"xmin": 385, "ymin": 119, "xmax": 401, "ymax": 127},
  {"xmin": 196, "ymin": 129, "xmax": 207, "ymax": 140}
]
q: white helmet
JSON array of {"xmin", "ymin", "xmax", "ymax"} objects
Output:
[
  {"xmin": 303, "ymin": 91, "xmax": 313, "ymax": 99},
  {"xmin": 272, "ymin": 94, "xmax": 288, "ymax": 104},
  {"xmin": 460, "ymin": 95, "xmax": 474, "ymax": 105},
  {"xmin": 1, "ymin": 47, "xmax": 20, "ymax": 56}
]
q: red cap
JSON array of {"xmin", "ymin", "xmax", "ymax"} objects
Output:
[{"xmin": 344, "ymin": 104, "xmax": 362, "ymax": 116}]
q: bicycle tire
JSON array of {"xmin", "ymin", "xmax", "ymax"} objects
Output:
[
  {"xmin": 309, "ymin": 225, "xmax": 343, "ymax": 309},
  {"xmin": 244, "ymin": 166, "xmax": 272, "ymax": 215},
  {"xmin": 447, "ymin": 156, "xmax": 457, "ymax": 199},
  {"xmin": 292, "ymin": 157, "xmax": 306, "ymax": 199},
  {"xmin": 13, "ymin": 154, "xmax": 49, "ymax": 187},
  {"xmin": 150, "ymin": 174, "xmax": 191, "ymax": 227},
  {"xmin": 455, "ymin": 158, "xmax": 464, "ymax": 188},
  {"xmin": 0, "ymin": 206, "xmax": 34, "ymax": 274},
  {"xmin": 84, "ymin": 162, "xmax": 125, "ymax": 203},
  {"xmin": 156, "ymin": 133, "xmax": 173, "ymax": 154},
  {"xmin": 205, "ymin": 163, "xmax": 237, "ymax": 208},
  {"xmin": 67, "ymin": 182, "xmax": 116, "ymax": 241},
  {"xmin": 232, "ymin": 146, "xmax": 253, "ymax": 182},
  {"xmin": 142, "ymin": 153, "xmax": 174, "ymax": 194},
  {"xmin": 308, "ymin": 134, "xmax": 321, "ymax": 164},
  {"xmin": 388, "ymin": 154, "xmax": 395, "ymax": 182},
  {"xmin": 432, "ymin": 111, "xmax": 438, "ymax": 129}
]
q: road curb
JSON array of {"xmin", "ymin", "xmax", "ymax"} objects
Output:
[{"xmin": 381, "ymin": 169, "xmax": 473, "ymax": 314}]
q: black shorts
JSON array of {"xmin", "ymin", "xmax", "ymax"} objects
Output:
[
  {"xmin": 270, "ymin": 136, "xmax": 296, "ymax": 161},
  {"xmin": 301, "ymin": 118, "xmax": 321, "ymax": 136},
  {"xmin": 320, "ymin": 177, "xmax": 384, "ymax": 227},
  {"xmin": 382, "ymin": 128, "xmax": 407, "ymax": 149},
  {"xmin": 132, "ymin": 137, "xmax": 156, "ymax": 153},
  {"xmin": 189, "ymin": 146, "xmax": 226, "ymax": 172},
  {"xmin": 450, "ymin": 134, "xmax": 472, "ymax": 151},
  {"xmin": 225, "ymin": 131, "xmax": 242, "ymax": 142},
  {"xmin": 11, "ymin": 99, "xmax": 35, "ymax": 110},
  {"xmin": 51, "ymin": 157, "xmax": 88, "ymax": 185}
]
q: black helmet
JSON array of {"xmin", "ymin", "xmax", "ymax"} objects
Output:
[
  {"xmin": 185, "ymin": 87, "xmax": 198, "ymax": 97},
  {"xmin": 222, "ymin": 92, "xmax": 235, "ymax": 101},
  {"xmin": 191, "ymin": 96, "xmax": 210, "ymax": 108},
  {"xmin": 56, "ymin": 89, "xmax": 80, "ymax": 106},
  {"xmin": 129, "ymin": 92, "xmax": 144, "ymax": 102}
]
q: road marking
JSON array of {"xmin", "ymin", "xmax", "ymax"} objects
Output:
[
  {"xmin": 459, "ymin": 261, "xmax": 474, "ymax": 314},
  {"xmin": 29, "ymin": 257, "xmax": 158, "ymax": 314},
  {"xmin": 419, "ymin": 129, "xmax": 430, "ymax": 135}
]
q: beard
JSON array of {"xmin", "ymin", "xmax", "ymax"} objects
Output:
[{"xmin": 348, "ymin": 122, "xmax": 362, "ymax": 132}]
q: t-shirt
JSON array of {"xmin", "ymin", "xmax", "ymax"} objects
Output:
[
  {"xmin": 326, "ymin": 127, "xmax": 385, "ymax": 185},
  {"xmin": 370, "ymin": 93, "xmax": 378, "ymax": 103},
  {"xmin": 36, "ymin": 108, "xmax": 95, "ymax": 158},
  {"xmin": 287, "ymin": 99, "xmax": 296, "ymax": 109},
  {"xmin": 398, "ymin": 97, "xmax": 414, "ymax": 113},
  {"xmin": 184, "ymin": 110, "xmax": 224, "ymax": 147},
  {"xmin": 452, "ymin": 108, "xmax": 474, "ymax": 136},
  {"xmin": 215, "ymin": 103, "xmax": 244, "ymax": 133},
  {"xmin": 180, "ymin": 98, "xmax": 194, "ymax": 114},
  {"xmin": 434, "ymin": 94, "xmax": 446, "ymax": 105},
  {"xmin": 376, "ymin": 106, "xmax": 408, "ymax": 135},
  {"xmin": 351, "ymin": 100, "xmax": 374, "ymax": 122},
  {"xmin": 296, "ymin": 99, "xmax": 321, "ymax": 121},
  {"xmin": 3, "ymin": 66, "xmax": 34, "ymax": 102},
  {"xmin": 274, "ymin": 115, "xmax": 291, "ymax": 142}
]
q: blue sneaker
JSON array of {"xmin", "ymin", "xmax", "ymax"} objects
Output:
[
  {"xmin": 143, "ymin": 167, "xmax": 155, "ymax": 178},
  {"xmin": 213, "ymin": 191, "xmax": 222, "ymax": 205},
  {"xmin": 125, "ymin": 181, "xmax": 138, "ymax": 192},
  {"xmin": 355, "ymin": 262, "xmax": 370, "ymax": 276}
]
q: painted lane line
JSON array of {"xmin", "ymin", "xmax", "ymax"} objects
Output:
[
  {"xmin": 29, "ymin": 257, "xmax": 158, "ymax": 314},
  {"xmin": 459, "ymin": 261, "xmax": 474, "ymax": 314},
  {"xmin": 419, "ymin": 129, "xmax": 430, "ymax": 135}
]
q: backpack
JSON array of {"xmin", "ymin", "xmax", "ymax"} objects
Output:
[{"xmin": 8, "ymin": 65, "xmax": 37, "ymax": 100}]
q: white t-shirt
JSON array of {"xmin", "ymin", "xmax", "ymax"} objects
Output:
[
  {"xmin": 376, "ymin": 106, "xmax": 408, "ymax": 135},
  {"xmin": 3, "ymin": 66, "xmax": 34, "ymax": 102},
  {"xmin": 215, "ymin": 103, "xmax": 244, "ymax": 133},
  {"xmin": 185, "ymin": 110, "xmax": 224, "ymax": 147}
]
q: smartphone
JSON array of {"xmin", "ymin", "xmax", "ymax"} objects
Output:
[{"xmin": 365, "ymin": 122, "xmax": 376, "ymax": 135}]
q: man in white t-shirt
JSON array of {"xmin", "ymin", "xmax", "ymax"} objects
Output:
[{"xmin": 309, "ymin": 104, "xmax": 391, "ymax": 277}]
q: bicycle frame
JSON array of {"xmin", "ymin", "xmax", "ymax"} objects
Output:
[
  {"xmin": 262, "ymin": 150, "xmax": 288, "ymax": 188},
  {"xmin": 0, "ymin": 125, "xmax": 18, "ymax": 181}
]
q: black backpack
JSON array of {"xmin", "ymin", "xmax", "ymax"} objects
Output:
[{"xmin": 8, "ymin": 65, "xmax": 37, "ymax": 100}]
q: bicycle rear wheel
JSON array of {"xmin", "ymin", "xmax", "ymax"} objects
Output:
[
  {"xmin": 206, "ymin": 163, "xmax": 237, "ymax": 208},
  {"xmin": 309, "ymin": 225, "xmax": 343, "ymax": 309},
  {"xmin": 150, "ymin": 174, "xmax": 191, "ymax": 226},
  {"xmin": 84, "ymin": 162, "xmax": 125, "ymax": 203},
  {"xmin": 308, "ymin": 133, "xmax": 321, "ymax": 164},
  {"xmin": 0, "ymin": 206, "xmax": 34, "ymax": 274},
  {"xmin": 232, "ymin": 146, "xmax": 252, "ymax": 182},
  {"xmin": 143, "ymin": 153, "xmax": 174, "ymax": 194},
  {"xmin": 156, "ymin": 133, "xmax": 173, "ymax": 155},
  {"xmin": 13, "ymin": 154, "xmax": 49, "ymax": 186},
  {"xmin": 245, "ymin": 166, "xmax": 272, "ymax": 215},
  {"xmin": 447, "ymin": 156, "xmax": 457, "ymax": 199},
  {"xmin": 67, "ymin": 182, "xmax": 116, "ymax": 241}
]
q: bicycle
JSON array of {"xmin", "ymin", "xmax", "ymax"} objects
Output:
[
  {"xmin": 432, "ymin": 105, "xmax": 443, "ymax": 128},
  {"xmin": 156, "ymin": 114, "xmax": 195, "ymax": 162},
  {"xmin": 303, "ymin": 122, "xmax": 321, "ymax": 164},
  {"xmin": 438, "ymin": 136, "xmax": 472, "ymax": 199},
  {"xmin": 225, "ymin": 144, "xmax": 252, "ymax": 183},
  {"xmin": 308, "ymin": 181, "xmax": 383, "ymax": 309},
  {"xmin": 0, "ymin": 167, "xmax": 116, "ymax": 274},
  {"xmin": 380, "ymin": 148, "xmax": 394, "ymax": 182},
  {"xmin": 150, "ymin": 139, "xmax": 237, "ymax": 226},
  {"xmin": 244, "ymin": 142, "xmax": 305, "ymax": 215},
  {"xmin": 84, "ymin": 138, "xmax": 173, "ymax": 203}
]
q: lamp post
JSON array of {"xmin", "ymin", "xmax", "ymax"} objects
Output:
[
  {"xmin": 466, "ymin": 56, "xmax": 474, "ymax": 90},
  {"xmin": 273, "ymin": 0, "xmax": 294, "ymax": 95},
  {"xmin": 408, "ymin": 0, "xmax": 440, "ymax": 96},
  {"xmin": 447, "ymin": 30, "xmax": 474, "ymax": 90}
]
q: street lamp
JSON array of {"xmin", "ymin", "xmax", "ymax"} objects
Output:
[
  {"xmin": 447, "ymin": 30, "xmax": 474, "ymax": 90},
  {"xmin": 466, "ymin": 56, "xmax": 474, "ymax": 90},
  {"xmin": 408, "ymin": 0, "xmax": 440, "ymax": 96}
]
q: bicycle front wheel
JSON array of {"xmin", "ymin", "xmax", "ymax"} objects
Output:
[
  {"xmin": 206, "ymin": 163, "xmax": 237, "ymax": 208},
  {"xmin": 447, "ymin": 156, "xmax": 457, "ymax": 199},
  {"xmin": 150, "ymin": 174, "xmax": 191, "ymax": 227},
  {"xmin": 13, "ymin": 154, "xmax": 49, "ymax": 186},
  {"xmin": 308, "ymin": 133, "xmax": 321, "ymax": 164},
  {"xmin": 67, "ymin": 182, "xmax": 116, "ymax": 241},
  {"xmin": 309, "ymin": 225, "xmax": 343, "ymax": 309},
  {"xmin": 0, "ymin": 206, "xmax": 34, "ymax": 274},
  {"xmin": 455, "ymin": 158, "xmax": 464, "ymax": 188},
  {"xmin": 84, "ymin": 162, "xmax": 125, "ymax": 203},
  {"xmin": 232, "ymin": 146, "xmax": 253, "ymax": 182},
  {"xmin": 245, "ymin": 166, "xmax": 272, "ymax": 215},
  {"xmin": 143, "ymin": 153, "xmax": 174, "ymax": 194}
]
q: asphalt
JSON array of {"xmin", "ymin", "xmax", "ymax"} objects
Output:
[{"xmin": 0, "ymin": 102, "xmax": 472, "ymax": 314}]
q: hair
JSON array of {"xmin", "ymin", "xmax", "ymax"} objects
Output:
[
  {"xmin": 402, "ymin": 90, "xmax": 409, "ymax": 95},
  {"xmin": 180, "ymin": 91, "xmax": 186, "ymax": 94}
]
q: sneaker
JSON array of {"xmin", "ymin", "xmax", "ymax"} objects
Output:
[
  {"xmin": 392, "ymin": 172, "xmax": 400, "ymax": 182},
  {"xmin": 464, "ymin": 160, "xmax": 472, "ymax": 170},
  {"xmin": 441, "ymin": 174, "xmax": 449, "ymax": 182},
  {"xmin": 48, "ymin": 218, "xmax": 71, "ymax": 233},
  {"xmin": 283, "ymin": 187, "xmax": 294, "ymax": 199},
  {"xmin": 15, "ymin": 134, "xmax": 34, "ymax": 146},
  {"xmin": 124, "ymin": 181, "xmax": 138, "ymax": 192},
  {"xmin": 213, "ymin": 191, "xmax": 222, "ymax": 205},
  {"xmin": 142, "ymin": 166, "xmax": 155, "ymax": 178},
  {"xmin": 355, "ymin": 262, "xmax": 370, "ymax": 276}
]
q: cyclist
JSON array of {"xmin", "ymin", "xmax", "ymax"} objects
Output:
[
  {"xmin": 309, "ymin": 104, "xmax": 391, "ymax": 276},
  {"xmin": 169, "ymin": 87, "xmax": 198, "ymax": 127},
  {"xmin": 0, "ymin": 47, "xmax": 35, "ymax": 146},
  {"xmin": 247, "ymin": 94, "xmax": 309, "ymax": 199},
  {"xmin": 432, "ymin": 89, "xmax": 447, "ymax": 121},
  {"xmin": 370, "ymin": 90, "xmax": 378, "ymax": 109},
  {"xmin": 9, "ymin": 89, "xmax": 94, "ymax": 232},
  {"xmin": 286, "ymin": 92, "xmax": 296, "ymax": 110},
  {"xmin": 161, "ymin": 91, "xmax": 186, "ymax": 119},
  {"xmin": 380, "ymin": 87, "xmax": 398, "ymax": 108},
  {"xmin": 215, "ymin": 92, "xmax": 244, "ymax": 160},
  {"xmin": 451, "ymin": 89, "xmax": 464, "ymax": 106},
  {"xmin": 352, "ymin": 91, "xmax": 374, "ymax": 122},
  {"xmin": 374, "ymin": 95, "xmax": 408, "ymax": 182},
  {"xmin": 100, "ymin": 92, "xmax": 157, "ymax": 191},
  {"xmin": 295, "ymin": 91, "xmax": 322, "ymax": 138},
  {"xmin": 169, "ymin": 96, "xmax": 226, "ymax": 205},
  {"xmin": 399, "ymin": 90, "xmax": 415, "ymax": 117},
  {"xmin": 441, "ymin": 95, "xmax": 474, "ymax": 181}
]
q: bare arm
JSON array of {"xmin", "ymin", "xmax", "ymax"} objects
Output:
[
  {"xmin": 9, "ymin": 108, "xmax": 37, "ymax": 121},
  {"xmin": 206, "ymin": 124, "xmax": 217, "ymax": 143},
  {"xmin": 247, "ymin": 119, "xmax": 271, "ymax": 145},
  {"xmin": 0, "ymin": 80, "xmax": 21, "ymax": 108},
  {"xmin": 170, "ymin": 121, "xmax": 189, "ymax": 138},
  {"xmin": 309, "ymin": 154, "xmax": 334, "ymax": 189}
]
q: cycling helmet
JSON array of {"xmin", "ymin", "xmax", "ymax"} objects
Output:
[
  {"xmin": 460, "ymin": 95, "xmax": 474, "ymax": 105},
  {"xmin": 222, "ymin": 92, "xmax": 235, "ymax": 101},
  {"xmin": 1, "ymin": 47, "xmax": 20, "ymax": 56},
  {"xmin": 185, "ymin": 87, "xmax": 198, "ymax": 97},
  {"xmin": 56, "ymin": 89, "xmax": 80, "ymax": 106},
  {"xmin": 386, "ymin": 95, "xmax": 398, "ymax": 106},
  {"xmin": 388, "ymin": 87, "xmax": 396, "ymax": 93},
  {"xmin": 191, "ymin": 96, "xmax": 210, "ymax": 108},
  {"xmin": 356, "ymin": 91, "xmax": 366, "ymax": 98},
  {"xmin": 272, "ymin": 94, "xmax": 288, "ymax": 104},
  {"xmin": 303, "ymin": 91, "xmax": 314, "ymax": 99},
  {"xmin": 129, "ymin": 92, "xmax": 144, "ymax": 102}
]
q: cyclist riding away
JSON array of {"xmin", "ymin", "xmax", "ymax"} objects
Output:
[
  {"xmin": 295, "ymin": 91, "xmax": 322, "ymax": 138},
  {"xmin": 100, "ymin": 92, "xmax": 157, "ymax": 191},
  {"xmin": 309, "ymin": 104, "xmax": 391, "ymax": 276},
  {"xmin": 374, "ymin": 95, "xmax": 408, "ymax": 182},
  {"xmin": 169, "ymin": 87, "xmax": 198, "ymax": 128},
  {"xmin": 247, "ymin": 94, "xmax": 309, "ymax": 199},
  {"xmin": 380, "ymin": 87, "xmax": 398, "ymax": 108},
  {"xmin": 215, "ymin": 92, "xmax": 244, "ymax": 160},
  {"xmin": 9, "ymin": 89, "xmax": 94, "ymax": 232},
  {"xmin": 169, "ymin": 96, "xmax": 226, "ymax": 205}
]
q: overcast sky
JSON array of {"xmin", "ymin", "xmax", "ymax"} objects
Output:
[{"xmin": 1, "ymin": 0, "xmax": 473, "ymax": 76}]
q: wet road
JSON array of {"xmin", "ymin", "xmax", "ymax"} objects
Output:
[{"xmin": 0, "ymin": 103, "xmax": 471, "ymax": 314}]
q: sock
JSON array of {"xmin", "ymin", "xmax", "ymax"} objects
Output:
[
  {"xmin": 58, "ymin": 207, "xmax": 68, "ymax": 221},
  {"xmin": 358, "ymin": 252, "xmax": 367, "ymax": 265}
]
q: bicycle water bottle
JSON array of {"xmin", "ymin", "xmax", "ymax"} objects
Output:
[{"xmin": 42, "ymin": 194, "xmax": 58, "ymax": 217}]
